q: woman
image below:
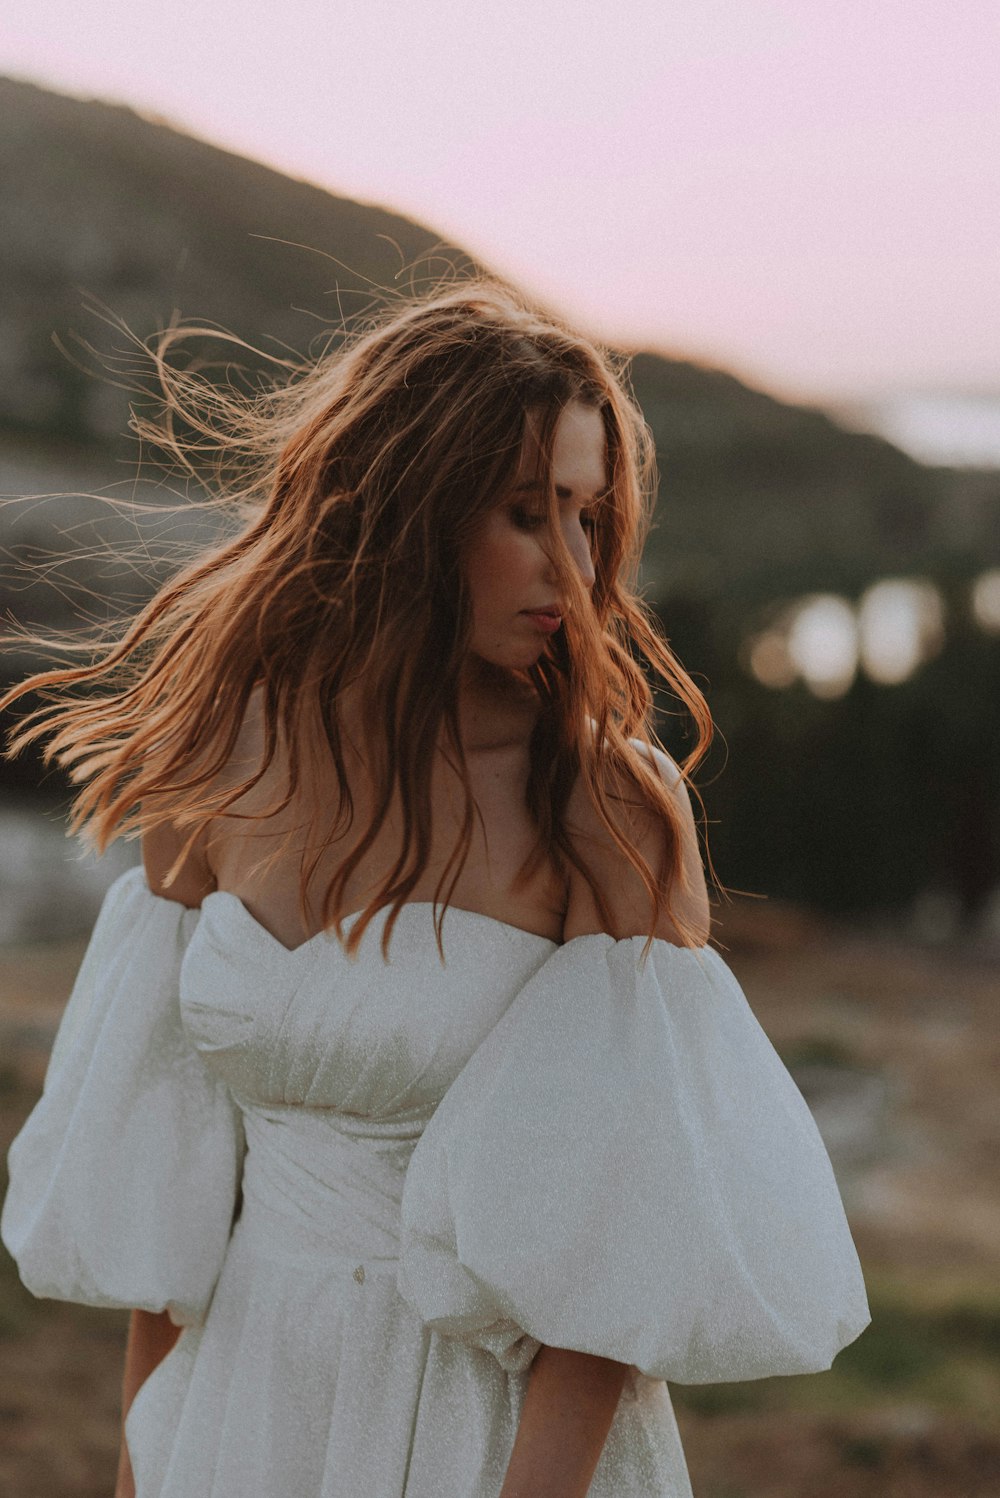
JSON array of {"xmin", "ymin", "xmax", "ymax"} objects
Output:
[{"xmin": 1, "ymin": 280, "xmax": 870, "ymax": 1498}]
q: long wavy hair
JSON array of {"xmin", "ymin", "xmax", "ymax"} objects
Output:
[{"xmin": 1, "ymin": 277, "xmax": 714, "ymax": 958}]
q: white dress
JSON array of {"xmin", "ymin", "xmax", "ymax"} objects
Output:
[{"xmin": 1, "ymin": 866, "xmax": 870, "ymax": 1497}]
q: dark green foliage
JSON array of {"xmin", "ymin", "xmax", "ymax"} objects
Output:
[
  {"xmin": 670, "ymin": 1292, "xmax": 1000, "ymax": 1419},
  {"xmin": 654, "ymin": 577, "xmax": 1000, "ymax": 918},
  {"xmin": 776, "ymin": 1037, "xmax": 861, "ymax": 1070},
  {"xmin": 839, "ymin": 1436, "xmax": 889, "ymax": 1469}
]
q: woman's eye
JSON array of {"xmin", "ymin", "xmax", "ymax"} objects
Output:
[{"xmin": 510, "ymin": 506, "xmax": 547, "ymax": 531}]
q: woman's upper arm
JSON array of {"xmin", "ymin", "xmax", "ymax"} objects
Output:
[
  {"xmin": 141, "ymin": 818, "xmax": 216, "ymax": 909},
  {"xmin": 562, "ymin": 741, "xmax": 710, "ymax": 945}
]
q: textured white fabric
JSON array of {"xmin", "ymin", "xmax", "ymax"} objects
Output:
[
  {"xmin": 397, "ymin": 937, "xmax": 871, "ymax": 1382},
  {"xmin": 1, "ymin": 874, "xmax": 244, "ymax": 1329},
  {"xmin": 1, "ymin": 867, "xmax": 870, "ymax": 1497}
]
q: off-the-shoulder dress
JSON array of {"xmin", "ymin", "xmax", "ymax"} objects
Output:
[{"xmin": 1, "ymin": 864, "xmax": 870, "ymax": 1496}]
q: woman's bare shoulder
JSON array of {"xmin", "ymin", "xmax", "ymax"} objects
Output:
[
  {"xmin": 141, "ymin": 685, "xmax": 272, "ymax": 907},
  {"xmin": 562, "ymin": 738, "xmax": 709, "ymax": 945},
  {"xmin": 141, "ymin": 820, "xmax": 215, "ymax": 908}
]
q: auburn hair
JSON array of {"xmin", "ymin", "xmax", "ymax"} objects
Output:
[{"xmin": 1, "ymin": 276, "xmax": 714, "ymax": 959}]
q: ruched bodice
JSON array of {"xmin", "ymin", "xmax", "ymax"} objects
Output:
[
  {"xmin": 2, "ymin": 867, "xmax": 870, "ymax": 1498},
  {"xmin": 180, "ymin": 895, "xmax": 558, "ymax": 1277},
  {"xmin": 181, "ymin": 892, "xmax": 556, "ymax": 1114}
]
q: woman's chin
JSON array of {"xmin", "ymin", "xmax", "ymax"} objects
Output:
[{"xmin": 462, "ymin": 651, "xmax": 543, "ymax": 687}]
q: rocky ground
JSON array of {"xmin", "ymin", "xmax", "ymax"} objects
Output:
[{"xmin": 1, "ymin": 899, "xmax": 998, "ymax": 1497}]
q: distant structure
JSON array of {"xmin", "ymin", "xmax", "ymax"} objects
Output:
[{"xmin": 830, "ymin": 392, "xmax": 1000, "ymax": 470}]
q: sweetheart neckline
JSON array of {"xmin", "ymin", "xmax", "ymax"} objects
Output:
[{"xmin": 202, "ymin": 889, "xmax": 562, "ymax": 956}]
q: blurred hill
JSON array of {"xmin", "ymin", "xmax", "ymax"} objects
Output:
[
  {"xmin": 1, "ymin": 74, "xmax": 998, "ymax": 926},
  {"xmin": 630, "ymin": 356, "xmax": 997, "ymax": 600},
  {"xmin": 4, "ymin": 74, "xmax": 997, "ymax": 599},
  {"xmin": 0, "ymin": 76, "xmax": 469, "ymax": 444}
]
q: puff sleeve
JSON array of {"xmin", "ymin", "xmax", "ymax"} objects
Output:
[
  {"xmin": 1, "ymin": 866, "xmax": 245, "ymax": 1329},
  {"xmin": 397, "ymin": 935, "xmax": 871, "ymax": 1383}
]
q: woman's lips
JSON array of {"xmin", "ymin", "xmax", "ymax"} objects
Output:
[{"xmin": 522, "ymin": 610, "xmax": 563, "ymax": 635}]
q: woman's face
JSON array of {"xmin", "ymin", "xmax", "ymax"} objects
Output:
[{"xmin": 462, "ymin": 400, "xmax": 606, "ymax": 673}]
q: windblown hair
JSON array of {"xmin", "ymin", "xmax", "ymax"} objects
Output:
[{"xmin": 1, "ymin": 276, "xmax": 714, "ymax": 958}]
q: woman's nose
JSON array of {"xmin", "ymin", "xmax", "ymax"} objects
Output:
[
  {"xmin": 545, "ymin": 517, "xmax": 596, "ymax": 591},
  {"xmin": 565, "ymin": 518, "xmax": 596, "ymax": 590}
]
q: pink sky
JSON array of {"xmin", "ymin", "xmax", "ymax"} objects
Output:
[{"xmin": 4, "ymin": 0, "xmax": 999, "ymax": 403}]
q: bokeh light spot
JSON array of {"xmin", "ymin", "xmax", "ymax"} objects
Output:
[
  {"xmin": 786, "ymin": 595, "xmax": 858, "ymax": 699},
  {"xmin": 971, "ymin": 570, "xmax": 1000, "ymax": 634},
  {"xmin": 858, "ymin": 579, "xmax": 944, "ymax": 685}
]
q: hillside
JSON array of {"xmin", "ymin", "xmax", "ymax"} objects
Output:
[
  {"xmin": 626, "ymin": 353, "xmax": 954, "ymax": 599},
  {"xmin": 4, "ymin": 73, "xmax": 993, "ymax": 607},
  {"xmin": 0, "ymin": 75, "xmax": 469, "ymax": 444}
]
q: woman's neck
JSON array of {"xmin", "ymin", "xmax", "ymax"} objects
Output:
[
  {"xmin": 453, "ymin": 657, "xmax": 541, "ymax": 754},
  {"xmin": 334, "ymin": 659, "xmax": 540, "ymax": 759}
]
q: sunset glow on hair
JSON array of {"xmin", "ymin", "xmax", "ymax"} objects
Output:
[{"xmin": 1, "ymin": 278, "xmax": 715, "ymax": 957}]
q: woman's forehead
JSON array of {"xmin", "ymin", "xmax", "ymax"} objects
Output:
[{"xmin": 515, "ymin": 403, "xmax": 607, "ymax": 494}]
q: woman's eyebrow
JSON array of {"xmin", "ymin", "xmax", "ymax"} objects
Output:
[{"xmin": 513, "ymin": 480, "xmax": 604, "ymax": 499}]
